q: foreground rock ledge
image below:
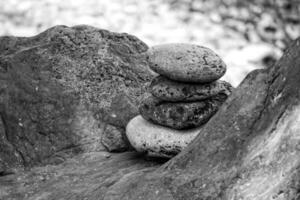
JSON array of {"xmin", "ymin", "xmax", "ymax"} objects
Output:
[{"xmin": 0, "ymin": 151, "xmax": 163, "ymax": 200}]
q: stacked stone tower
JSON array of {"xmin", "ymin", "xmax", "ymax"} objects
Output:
[{"xmin": 126, "ymin": 43, "xmax": 233, "ymax": 158}]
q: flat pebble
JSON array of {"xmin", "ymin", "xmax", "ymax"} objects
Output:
[
  {"xmin": 139, "ymin": 93, "xmax": 227, "ymax": 129},
  {"xmin": 147, "ymin": 43, "xmax": 226, "ymax": 83},
  {"xmin": 126, "ymin": 115, "xmax": 202, "ymax": 158},
  {"xmin": 150, "ymin": 75, "xmax": 233, "ymax": 102}
]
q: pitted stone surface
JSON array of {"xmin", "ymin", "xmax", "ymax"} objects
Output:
[
  {"xmin": 101, "ymin": 124, "xmax": 130, "ymax": 152},
  {"xmin": 139, "ymin": 93, "xmax": 227, "ymax": 129},
  {"xmin": 147, "ymin": 43, "xmax": 226, "ymax": 83},
  {"xmin": 150, "ymin": 75, "xmax": 233, "ymax": 102},
  {"xmin": 126, "ymin": 115, "xmax": 202, "ymax": 158},
  {"xmin": 0, "ymin": 25, "xmax": 153, "ymax": 171}
]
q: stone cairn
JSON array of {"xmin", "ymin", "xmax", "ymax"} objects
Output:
[{"xmin": 126, "ymin": 43, "xmax": 233, "ymax": 158}]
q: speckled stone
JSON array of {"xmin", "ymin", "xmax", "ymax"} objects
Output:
[
  {"xmin": 150, "ymin": 75, "xmax": 233, "ymax": 102},
  {"xmin": 126, "ymin": 115, "xmax": 202, "ymax": 158},
  {"xmin": 0, "ymin": 25, "xmax": 154, "ymax": 170},
  {"xmin": 147, "ymin": 43, "xmax": 226, "ymax": 83},
  {"xmin": 139, "ymin": 93, "xmax": 227, "ymax": 129},
  {"xmin": 101, "ymin": 124, "xmax": 130, "ymax": 152}
]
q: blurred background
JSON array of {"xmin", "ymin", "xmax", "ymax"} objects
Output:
[{"xmin": 0, "ymin": 0, "xmax": 299, "ymax": 86}]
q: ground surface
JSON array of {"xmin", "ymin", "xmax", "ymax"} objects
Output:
[
  {"xmin": 0, "ymin": 151, "xmax": 163, "ymax": 200},
  {"xmin": 0, "ymin": 0, "xmax": 282, "ymax": 86}
]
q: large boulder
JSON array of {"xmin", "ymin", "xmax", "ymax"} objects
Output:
[{"xmin": 0, "ymin": 25, "xmax": 153, "ymax": 171}]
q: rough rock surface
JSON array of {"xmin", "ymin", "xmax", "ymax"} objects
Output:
[
  {"xmin": 101, "ymin": 124, "xmax": 130, "ymax": 152},
  {"xmin": 0, "ymin": 151, "xmax": 162, "ymax": 200},
  {"xmin": 147, "ymin": 43, "xmax": 226, "ymax": 83},
  {"xmin": 0, "ymin": 25, "xmax": 153, "ymax": 171},
  {"xmin": 139, "ymin": 93, "xmax": 227, "ymax": 129},
  {"xmin": 2, "ymin": 30, "xmax": 300, "ymax": 200},
  {"xmin": 150, "ymin": 75, "xmax": 233, "ymax": 102},
  {"xmin": 126, "ymin": 115, "xmax": 202, "ymax": 158},
  {"xmin": 102, "ymin": 38, "xmax": 300, "ymax": 200},
  {"xmin": 103, "ymin": 92, "xmax": 140, "ymax": 128}
]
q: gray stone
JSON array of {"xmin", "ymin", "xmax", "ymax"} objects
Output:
[
  {"xmin": 0, "ymin": 25, "xmax": 153, "ymax": 170},
  {"xmin": 2, "ymin": 32, "xmax": 300, "ymax": 200},
  {"xmin": 0, "ymin": 151, "xmax": 161, "ymax": 200},
  {"xmin": 101, "ymin": 124, "xmax": 130, "ymax": 152},
  {"xmin": 102, "ymin": 38, "xmax": 300, "ymax": 200},
  {"xmin": 126, "ymin": 115, "xmax": 202, "ymax": 158},
  {"xmin": 139, "ymin": 93, "xmax": 227, "ymax": 129},
  {"xmin": 150, "ymin": 75, "xmax": 233, "ymax": 102},
  {"xmin": 103, "ymin": 92, "xmax": 139, "ymax": 128},
  {"xmin": 147, "ymin": 43, "xmax": 226, "ymax": 83}
]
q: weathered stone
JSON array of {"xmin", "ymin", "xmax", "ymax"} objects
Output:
[
  {"xmin": 103, "ymin": 92, "xmax": 139, "ymax": 128},
  {"xmin": 139, "ymin": 93, "xmax": 227, "ymax": 129},
  {"xmin": 1, "ymin": 33, "xmax": 300, "ymax": 200},
  {"xmin": 102, "ymin": 38, "xmax": 300, "ymax": 200},
  {"xmin": 147, "ymin": 43, "xmax": 226, "ymax": 83},
  {"xmin": 101, "ymin": 124, "xmax": 130, "ymax": 152},
  {"xmin": 0, "ymin": 25, "xmax": 153, "ymax": 171},
  {"xmin": 0, "ymin": 151, "xmax": 161, "ymax": 200},
  {"xmin": 0, "ymin": 114, "xmax": 22, "ymax": 173},
  {"xmin": 126, "ymin": 115, "xmax": 201, "ymax": 158},
  {"xmin": 150, "ymin": 75, "xmax": 233, "ymax": 102}
]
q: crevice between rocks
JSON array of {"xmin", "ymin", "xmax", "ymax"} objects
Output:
[
  {"xmin": 0, "ymin": 113, "xmax": 25, "ymax": 169},
  {"xmin": 246, "ymin": 67, "xmax": 281, "ymax": 139}
]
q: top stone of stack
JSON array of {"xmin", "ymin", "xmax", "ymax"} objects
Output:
[{"xmin": 147, "ymin": 43, "xmax": 226, "ymax": 83}]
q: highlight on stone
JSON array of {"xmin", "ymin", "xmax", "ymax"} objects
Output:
[{"xmin": 126, "ymin": 115, "xmax": 201, "ymax": 158}]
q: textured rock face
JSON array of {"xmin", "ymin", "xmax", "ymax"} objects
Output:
[
  {"xmin": 103, "ymin": 38, "xmax": 300, "ymax": 200},
  {"xmin": 104, "ymin": 92, "xmax": 139, "ymax": 128},
  {"xmin": 0, "ymin": 27, "xmax": 300, "ymax": 200},
  {"xmin": 0, "ymin": 151, "xmax": 162, "ymax": 200},
  {"xmin": 139, "ymin": 93, "xmax": 228, "ymax": 129},
  {"xmin": 147, "ymin": 43, "xmax": 226, "ymax": 83},
  {"xmin": 126, "ymin": 115, "xmax": 202, "ymax": 158},
  {"xmin": 150, "ymin": 75, "xmax": 233, "ymax": 102},
  {"xmin": 101, "ymin": 124, "xmax": 130, "ymax": 152},
  {"xmin": 0, "ymin": 25, "xmax": 153, "ymax": 171},
  {"xmin": 1, "ymin": 31, "xmax": 300, "ymax": 200}
]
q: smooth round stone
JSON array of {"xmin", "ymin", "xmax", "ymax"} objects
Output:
[
  {"xmin": 150, "ymin": 75, "xmax": 233, "ymax": 102},
  {"xmin": 139, "ymin": 93, "xmax": 227, "ymax": 130},
  {"xmin": 126, "ymin": 115, "xmax": 202, "ymax": 158},
  {"xmin": 147, "ymin": 43, "xmax": 226, "ymax": 83}
]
